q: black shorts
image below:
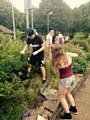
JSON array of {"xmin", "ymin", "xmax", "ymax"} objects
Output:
[{"xmin": 28, "ymin": 54, "xmax": 45, "ymax": 67}]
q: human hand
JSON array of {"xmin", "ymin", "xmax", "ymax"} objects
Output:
[
  {"xmin": 32, "ymin": 51, "xmax": 38, "ymax": 55},
  {"xmin": 30, "ymin": 44, "xmax": 33, "ymax": 47},
  {"xmin": 20, "ymin": 51, "xmax": 25, "ymax": 54}
]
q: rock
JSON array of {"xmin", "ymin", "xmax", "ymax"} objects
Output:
[
  {"xmin": 37, "ymin": 115, "xmax": 47, "ymax": 120},
  {"xmin": 43, "ymin": 100, "xmax": 59, "ymax": 113},
  {"xmin": 41, "ymin": 88, "xmax": 58, "ymax": 100}
]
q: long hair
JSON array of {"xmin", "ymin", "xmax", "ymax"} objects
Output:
[{"xmin": 52, "ymin": 45, "xmax": 69, "ymax": 69}]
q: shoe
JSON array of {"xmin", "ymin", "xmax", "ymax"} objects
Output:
[
  {"xmin": 69, "ymin": 106, "xmax": 79, "ymax": 115},
  {"xmin": 40, "ymin": 83, "xmax": 48, "ymax": 95},
  {"xmin": 60, "ymin": 112, "xmax": 72, "ymax": 120},
  {"xmin": 40, "ymin": 82, "xmax": 51, "ymax": 99},
  {"xmin": 42, "ymin": 80, "xmax": 47, "ymax": 85}
]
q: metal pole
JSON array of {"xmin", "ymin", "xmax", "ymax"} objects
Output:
[
  {"xmin": 26, "ymin": 8, "xmax": 29, "ymax": 29},
  {"xmin": 47, "ymin": 14, "xmax": 49, "ymax": 33},
  {"xmin": 47, "ymin": 11, "xmax": 53, "ymax": 33},
  {"xmin": 24, "ymin": 0, "xmax": 33, "ymax": 29},
  {"xmin": 12, "ymin": 2, "xmax": 16, "ymax": 40},
  {"xmin": 31, "ymin": 8, "xmax": 33, "ymax": 29}
]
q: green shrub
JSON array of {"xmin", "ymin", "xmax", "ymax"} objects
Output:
[
  {"xmin": 86, "ymin": 53, "xmax": 90, "ymax": 61},
  {"xmin": 74, "ymin": 32, "xmax": 88, "ymax": 40},
  {"xmin": 16, "ymin": 29, "xmax": 25, "ymax": 41},
  {"xmin": 45, "ymin": 59, "xmax": 52, "ymax": 78},
  {"xmin": 87, "ymin": 38, "xmax": 90, "ymax": 45},
  {"xmin": 0, "ymin": 37, "xmax": 26, "ymax": 100},
  {"xmin": 0, "ymin": 105, "xmax": 24, "ymax": 120},
  {"xmin": 64, "ymin": 43, "xmax": 86, "ymax": 57},
  {"xmin": 72, "ymin": 57, "xmax": 88, "ymax": 74},
  {"xmin": 73, "ymin": 39, "xmax": 90, "ymax": 52},
  {"xmin": 64, "ymin": 43, "xmax": 88, "ymax": 74},
  {"xmin": 78, "ymin": 40, "xmax": 90, "ymax": 52},
  {"xmin": 0, "ymin": 33, "xmax": 6, "ymax": 42}
]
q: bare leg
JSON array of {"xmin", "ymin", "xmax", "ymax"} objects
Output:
[
  {"xmin": 23, "ymin": 64, "xmax": 32, "ymax": 88},
  {"xmin": 40, "ymin": 66, "xmax": 47, "ymax": 95},
  {"xmin": 27, "ymin": 64, "xmax": 32, "ymax": 73},
  {"xmin": 40, "ymin": 66, "xmax": 46, "ymax": 82},
  {"xmin": 27, "ymin": 64, "xmax": 32, "ymax": 86},
  {"xmin": 67, "ymin": 89, "xmax": 75, "ymax": 106},
  {"xmin": 67, "ymin": 89, "xmax": 79, "ymax": 114},
  {"xmin": 59, "ymin": 85, "xmax": 70, "ymax": 113}
]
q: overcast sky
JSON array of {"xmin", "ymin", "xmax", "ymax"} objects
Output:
[
  {"xmin": 64, "ymin": 0, "xmax": 89, "ymax": 9},
  {"xmin": 10, "ymin": 0, "xmax": 90, "ymax": 12}
]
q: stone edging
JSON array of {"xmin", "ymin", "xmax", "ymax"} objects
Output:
[{"xmin": 23, "ymin": 71, "xmax": 90, "ymax": 120}]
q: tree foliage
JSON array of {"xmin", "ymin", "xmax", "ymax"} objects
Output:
[
  {"xmin": 0, "ymin": 0, "xmax": 90, "ymax": 34},
  {"xmin": 0, "ymin": 0, "xmax": 25, "ymax": 31},
  {"xmin": 72, "ymin": 2, "xmax": 90, "ymax": 33},
  {"xmin": 35, "ymin": 0, "xmax": 72, "ymax": 33}
]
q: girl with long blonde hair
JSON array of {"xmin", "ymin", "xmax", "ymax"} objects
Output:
[{"xmin": 52, "ymin": 45, "xmax": 79, "ymax": 119}]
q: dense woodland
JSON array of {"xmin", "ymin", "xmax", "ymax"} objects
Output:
[{"xmin": 0, "ymin": 0, "xmax": 90, "ymax": 34}]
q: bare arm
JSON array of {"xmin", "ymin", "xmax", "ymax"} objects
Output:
[
  {"xmin": 20, "ymin": 44, "xmax": 29, "ymax": 54},
  {"xmin": 32, "ymin": 43, "xmax": 45, "ymax": 55},
  {"xmin": 38, "ymin": 43, "xmax": 45, "ymax": 53},
  {"xmin": 67, "ymin": 52, "xmax": 78, "ymax": 57},
  {"xmin": 53, "ymin": 67, "xmax": 59, "ymax": 74}
]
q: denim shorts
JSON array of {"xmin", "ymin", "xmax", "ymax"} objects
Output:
[{"xmin": 60, "ymin": 75, "xmax": 75, "ymax": 88}]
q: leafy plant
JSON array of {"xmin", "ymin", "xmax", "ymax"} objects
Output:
[
  {"xmin": 0, "ymin": 105, "xmax": 24, "ymax": 120},
  {"xmin": 0, "ymin": 35, "xmax": 26, "ymax": 100},
  {"xmin": 74, "ymin": 32, "xmax": 88, "ymax": 40},
  {"xmin": 72, "ymin": 57, "xmax": 88, "ymax": 74},
  {"xmin": 86, "ymin": 53, "xmax": 90, "ymax": 61}
]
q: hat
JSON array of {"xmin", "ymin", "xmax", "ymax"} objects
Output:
[{"xmin": 26, "ymin": 29, "xmax": 35, "ymax": 36}]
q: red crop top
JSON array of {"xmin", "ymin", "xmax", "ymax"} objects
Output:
[{"xmin": 59, "ymin": 64, "xmax": 73, "ymax": 79}]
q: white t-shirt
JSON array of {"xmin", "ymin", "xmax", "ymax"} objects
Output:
[
  {"xmin": 55, "ymin": 33, "xmax": 64, "ymax": 44},
  {"xmin": 59, "ymin": 33, "xmax": 64, "ymax": 43},
  {"xmin": 46, "ymin": 33, "xmax": 53, "ymax": 45}
]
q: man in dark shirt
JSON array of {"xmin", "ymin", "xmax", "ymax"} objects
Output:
[{"xmin": 20, "ymin": 29, "xmax": 46, "ymax": 85}]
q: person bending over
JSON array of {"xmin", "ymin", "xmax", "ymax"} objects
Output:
[{"xmin": 20, "ymin": 29, "xmax": 46, "ymax": 86}]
